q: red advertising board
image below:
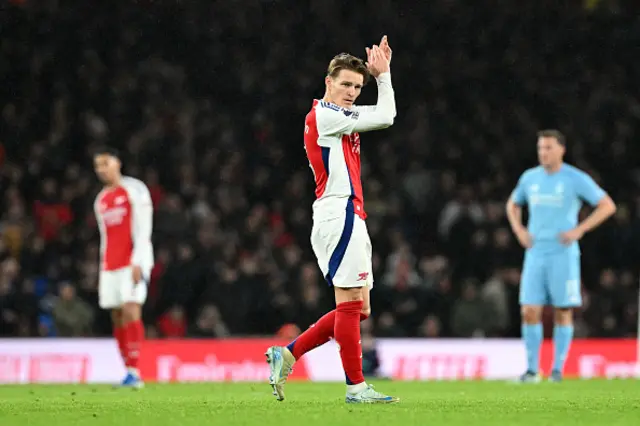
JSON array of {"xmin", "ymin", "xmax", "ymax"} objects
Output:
[
  {"xmin": 0, "ymin": 338, "xmax": 636, "ymax": 383},
  {"xmin": 139, "ymin": 339, "xmax": 311, "ymax": 382},
  {"xmin": 540, "ymin": 339, "xmax": 638, "ymax": 378}
]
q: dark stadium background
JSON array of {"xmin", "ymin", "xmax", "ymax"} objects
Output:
[{"xmin": 0, "ymin": 0, "xmax": 638, "ymax": 343}]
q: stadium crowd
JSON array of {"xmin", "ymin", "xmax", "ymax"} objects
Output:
[{"xmin": 0, "ymin": 0, "xmax": 638, "ymax": 340}]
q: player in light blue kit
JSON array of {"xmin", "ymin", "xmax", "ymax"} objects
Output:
[{"xmin": 506, "ymin": 130, "xmax": 616, "ymax": 382}]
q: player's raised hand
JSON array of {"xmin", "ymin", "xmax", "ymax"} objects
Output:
[
  {"xmin": 365, "ymin": 45, "xmax": 375, "ymax": 67},
  {"xmin": 380, "ymin": 35, "xmax": 392, "ymax": 64},
  {"xmin": 365, "ymin": 45, "xmax": 390, "ymax": 78}
]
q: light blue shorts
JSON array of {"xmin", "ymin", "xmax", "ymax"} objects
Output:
[{"xmin": 519, "ymin": 251, "xmax": 582, "ymax": 307}]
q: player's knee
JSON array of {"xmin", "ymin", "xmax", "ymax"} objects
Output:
[
  {"xmin": 554, "ymin": 308, "xmax": 573, "ymax": 325},
  {"xmin": 334, "ymin": 286, "xmax": 364, "ymax": 304},
  {"xmin": 521, "ymin": 305, "xmax": 542, "ymax": 324},
  {"xmin": 121, "ymin": 302, "xmax": 141, "ymax": 323},
  {"xmin": 111, "ymin": 309, "xmax": 122, "ymax": 327}
]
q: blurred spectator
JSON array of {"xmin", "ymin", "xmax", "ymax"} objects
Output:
[
  {"xmin": 188, "ymin": 304, "xmax": 230, "ymax": 338},
  {"xmin": 482, "ymin": 269, "xmax": 510, "ymax": 335},
  {"xmin": 361, "ymin": 319, "xmax": 381, "ymax": 378},
  {"xmin": 33, "ymin": 179, "xmax": 74, "ymax": 242},
  {"xmin": 52, "ymin": 282, "xmax": 94, "ymax": 337},
  {"xmin": 417, "ymin": 315, "xmax": 443, "ymax": 338},
  {"xmin": 376, "ymin": 312, "xmax": 405, "ymax": 337},
  {"xmin": 157, "ymin": 305, "xmax": 187, "ymax": 339},
  {"xmin": 451, "ymin": 279, "xmax": 494, "ymax": 337}
]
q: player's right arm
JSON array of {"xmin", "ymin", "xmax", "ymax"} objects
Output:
[{"xmin": 506, "ymin": 173, "xmax": 533, "ymax": 249}]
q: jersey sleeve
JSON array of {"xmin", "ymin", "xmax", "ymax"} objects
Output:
[
  {"xmin": 126, "ymin": 179, "xmax": 155, "ymax": 273},
  {"xmin": 93, "ymin": 194, "xmax": 101, "ymax": 223},
  {"xmin": 574, "ymin": 171, "xmax": 606, "ymax": 206},
  {"xmin": 510, "ymin": 173, "xmax": 528, "ymax": 205},
  {"xmin": 316, "ymin": 72, "xmax": 396, "ymax": 136},
  {"xmin": 93, "ymin": 192, "xmax": 106, "ymax": 257},
  {"xmin": 352, "ymin": 105, "xmax": 377, "ymax": 113}
]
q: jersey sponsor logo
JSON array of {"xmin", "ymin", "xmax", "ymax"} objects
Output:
[
  {"xmin": 102, "ymin": 206, "xmax": 128, "ymax": 226},
  {"xmin": 529, "ymin": 193, "xmax": 564, "ymax": 207},
  {"xmin": 528, "ymin": 183, "xmax": 564, "ymax": 207}
]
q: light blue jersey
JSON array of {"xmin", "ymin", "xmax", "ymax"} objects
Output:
[
  {"xmin": 511, "ymin": 163, "xmax": 606, "ymax": 256},
  {"xmin": 511, "ymin": 163, "xmax": 606, "ymax": 307}
]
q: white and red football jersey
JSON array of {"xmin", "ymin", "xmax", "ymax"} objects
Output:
[
  {"xmin": 94, "ymin": 176, "xmax": 154, "ymax": 273},
  {"xmin": 304, "ymin": 72, "xmax": 396, "ymax": 221}
]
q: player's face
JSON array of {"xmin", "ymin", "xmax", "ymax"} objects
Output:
[
  {"xmin": 537, "ymin": 137, "xmax": 565, "ymax": 168},
  {"xmin": 325, "ymin": 69, "xmax": 364, "ymax": 108},
  {"xmin": 94, "ymin": 154, "xmax": 121, "ymax": 184}
]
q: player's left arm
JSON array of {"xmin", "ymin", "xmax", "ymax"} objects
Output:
[
  {"xmin": 352, "ymin": 105, "xmax": 376, "ymax": 113},
  {"xmin": 561, "ymin": 172, "xmax": 616, "ymax": 243},
  {"xmin": 129, "ymin": 181, "xmax": 154, "ymax": 282}
]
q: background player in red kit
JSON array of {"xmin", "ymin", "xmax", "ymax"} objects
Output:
[
  {"xmin": 93, "ymin": 147, "xmax": 154, "ymax": 388},
  {"xmin": 266, "ymin": 37, "xmax": 398, "ymax": 403}
]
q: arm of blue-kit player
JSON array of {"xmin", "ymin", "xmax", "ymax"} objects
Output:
[
  {"xmin": 573, "ymin": 171, "xmax": 616, "ymax": 235},
  {"xmin": 506, "ymin": 173, "xmax": 532, "ymax": 248}
]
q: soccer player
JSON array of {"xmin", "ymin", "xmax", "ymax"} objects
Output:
[
  {"xmin": 265, "ymin": 37, "xmax": 398, "ymax": 403},
  {"xmin": 506, "ymin": 130, "xmax": 616, "ymax": 382},
  {"xmin": 93, "ymin": 147, "xmax": 154, "ymax": 388}
]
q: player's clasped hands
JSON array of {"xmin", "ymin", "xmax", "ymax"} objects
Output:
[{"xmin": 365, "ymin": 35, "xmax": 391, "ymax": 78}]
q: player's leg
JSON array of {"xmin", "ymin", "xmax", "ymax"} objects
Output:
[
  {"xmin": 119, "ymin": 267, "xmax": 147, "ymax": 388},
  {"xmin": 266, "ymin": 219, "xmax": 336, "ymax": 400},
  {"xmin": 284, "ymin": 255, "xmax": 371, "ymax": 361},
  {"xmin": 266, "ymin": 214, "xmax": 379, "ymax": 402},
  {"xmin": 548, "ymin": 251, "xmax": 581, "ymax": 382},
  {"xmin": 333, "ymin": 216, "xmax": 395, "ymax": 403},
  {"xmin": 111, "ymin": 309, "xmax": 127, "ymax": 366},
  {"xmin": 99, "ymin": 271, "xmax": 128, "ymax": 377},
  {"xmin": 334, "ymin": 286, "xmax": 366, "ymax": 391},
  {"xmin": 518, "ymin": 252, "xmax": 547, "ymax": 382},
  {"xmin": 286, "ymin": 303, "xmax": 370, "ymax": 360}
]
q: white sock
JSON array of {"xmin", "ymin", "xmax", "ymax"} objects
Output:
[{"xmin": 346, "ymin": 382, "xmax": 367, "ymax": 394}]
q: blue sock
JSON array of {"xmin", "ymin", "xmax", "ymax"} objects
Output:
[
  {"xmin": 552, "ymin": 325, "xmax": 574, "ymax": 374},
  {"xmin": 522, "ymin": 323, "xmax": 543, "ymax": 374}
]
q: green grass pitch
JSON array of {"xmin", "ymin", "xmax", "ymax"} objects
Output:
[{"xmin": 0, "ymin": 380, "xmax": 639, "ymax": 426}]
